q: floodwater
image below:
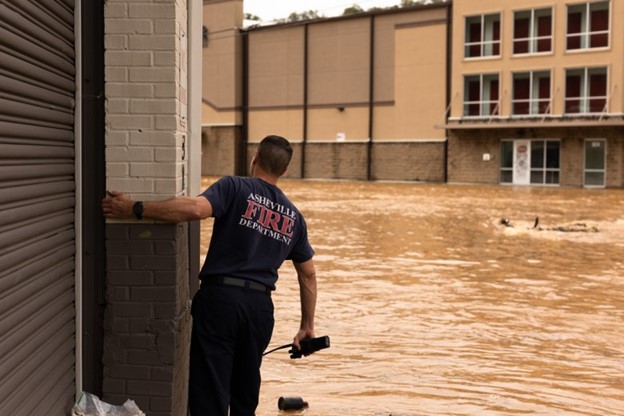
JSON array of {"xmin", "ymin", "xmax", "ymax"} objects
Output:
[{"xmin": 199, "ymin": 178, "xmax": 624, "ymax": 416}]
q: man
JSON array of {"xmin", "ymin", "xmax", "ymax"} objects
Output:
[{"xmin": 102, "ymin": 135, "xmax": 317, "ymax": 415}]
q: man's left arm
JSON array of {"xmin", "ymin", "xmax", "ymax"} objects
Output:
[{"xmin": 292, "ymin": 258, "xmax": 317, "ymax": 350}]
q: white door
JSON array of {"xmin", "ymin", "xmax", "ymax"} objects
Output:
[{"xmin": 513, "ymin": 140, "xmax": 531, "ymax": 185}]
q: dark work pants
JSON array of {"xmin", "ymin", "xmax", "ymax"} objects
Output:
[{"xmin": 189, "ymin": 284, "xmax": 274, "ymax": 416}]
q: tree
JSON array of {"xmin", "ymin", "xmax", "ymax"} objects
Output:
[
  {"xmin": 244, "ymin": 13, "xmax": 261, "ymax": 21},
  {"xmin": 343, "ymin": 4, "xmax": 364, "ymax": 15},
  {"xmin": 276, "ymin": 10, "xmax": 324, "ymax": 23}
]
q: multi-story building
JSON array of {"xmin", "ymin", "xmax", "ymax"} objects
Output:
[
  {"xmin": 447, "ymin": 0, "xmax": 623, "ymax": 188},
  {"xmin": 202, "ymin": 0, "xmax": 624, "ymax": 188}
]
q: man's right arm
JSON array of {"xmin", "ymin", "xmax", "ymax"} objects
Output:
[
  {"xmin": 292, "ymin": 258, "xmax": 317, "ymax": 350},
  {"xmin": 102, "ymin": 191, "xmax": 213, "ymax": 223}
]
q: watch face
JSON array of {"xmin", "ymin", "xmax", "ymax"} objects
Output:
[{"xmin": 133, "ymin": 202, "xmax": 143, "ymax": 219}]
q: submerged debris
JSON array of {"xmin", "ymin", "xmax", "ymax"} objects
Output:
[
  {"xmin": 549, "ymin": 222, "xmax": 599, "ymax": 233},
  {"xmin": 500, "ymin": 217, "xmax": 599, "ymax": 233}
]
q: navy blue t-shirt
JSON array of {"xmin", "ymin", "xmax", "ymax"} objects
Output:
[{"xmin": 198, "ymin": 176, "xmax": 314, "ymax": 289}]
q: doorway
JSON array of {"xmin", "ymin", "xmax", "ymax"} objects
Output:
[
  {"xmin": 501, "ymin": 139, "xmax": 560, "ymax": 185},
  {"xmin": 584, "ymin": 139, "xmax": 606, "ymax": 187}
]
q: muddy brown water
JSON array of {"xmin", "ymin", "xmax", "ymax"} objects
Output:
[{"xmin": 199, "ymin": 177, "xmax": 624, "ymax": 416}]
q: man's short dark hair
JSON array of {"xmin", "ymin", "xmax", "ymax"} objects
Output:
[{"xmin": 257, "ymin": 135, "xmax": 293, "ymax": 176}]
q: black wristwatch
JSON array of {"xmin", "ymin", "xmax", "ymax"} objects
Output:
[{"xmin": 132, "ymin": 201, "xmax": 144, "ymax": 220}]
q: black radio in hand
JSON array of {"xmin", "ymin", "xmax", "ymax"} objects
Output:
[
  {"xmin": 289, "ymin": 336, "xmax": 331, "ymax": 359},
  {"xmin": 263, "ymin": 335, "xmax": 331, "ymax": 359}
]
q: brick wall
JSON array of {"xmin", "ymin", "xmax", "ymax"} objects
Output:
[
  {"xmin": 371, "ymin": 142, "xmax": 446, "ymax": 182},
  {"xmin": 447, "ymin": 130, "xmax": 501, "ymax": 184},
  {"xmin": 103, "ymin": 223, "xmax": 191, "ymax": 416},
  {"xmin": 103, "ymin": 1, "xmax": 191, "ymax": 415},
  {"xmin": 201, "ymin": 126, "xmax": 242, "ymax": 176},
  {"xmin": 245, "ymin": 142, "xmax": 370, "ymax": 180},
  {"xmin": 104, "ymin": 0, "xmax": 188, "ymax": 196},
  {"xmin": 448, "ymin": 127, "xmax": 624, "ymax": 188},
  {"xmin": 242, "ymin": 141, "xmax": 445, "ymax": 181}
]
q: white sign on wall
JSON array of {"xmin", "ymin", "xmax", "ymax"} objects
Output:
[{"xmin": 513, "ymin": 140, "xmax": 530, "ymax": 185}]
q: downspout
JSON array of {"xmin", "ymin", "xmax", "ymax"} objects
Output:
[
  {"xmin": 444, "ymin": 4, "xmax": 452, "ymax": 183},
  {"xmin": 75, "ymin": 0, "xmax": 83, "ymax": 396},
  {"xmin": 241, "ymin": 29, "xmax": 249, "ymax": 175},
  {"xmin": 79, "ymin": 0, "xmax": 106, "ymax": 397},
  {"xmin": 301, "ymin": 23, "xmax": 309, "ymax": 179},
  {"xmin": 187, "ymin": 0, "xmax": 202, "ymax": 295},
  {"xmin": 367, "ymin": 15, "xmax": 375, "ymax": 181}
]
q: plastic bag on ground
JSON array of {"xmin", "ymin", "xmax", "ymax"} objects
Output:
[{"xmin": 72, "ymin": 391, "xmax": 145, "ymax": 416}]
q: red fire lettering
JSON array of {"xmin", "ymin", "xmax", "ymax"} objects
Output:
[
  {"xmin": 280, "ymin": 216, "xmax": 294, "ymax": 237},
  {"xmin": 243, "ymin": 200, "xmax": 260, "ymax": 219}
]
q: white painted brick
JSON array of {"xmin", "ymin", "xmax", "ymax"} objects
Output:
[
  {"xmin": 107, "ymin": 83, "xmax": 154, "ymax": 98},
  {"xmin": 130, "ymin": 99, "xmax": 176, "ymax": 114},
  {"xmin": 107, "ymin": 162, "xmax": 129, "ymax": 177},
  {"xmin": 154, "ymin": 19, "xmax": 176, "ymax": 34},
  {"xmin": 129, "ymin": 67, "xmax": 176, "ymax": 82},
  {"xmin": 106, "ymin": 146, "xmax": 154, "ymax": 162},
  {"xmin": 130, "ymin": 162, "xmax": 177, "ymax": 178},
  {"xmin": 106, "ymin": 178, "xmax": 155, "ymax": 194},
  {"xmin": 155, "ymin": 177, "xmax": 183, "ymax": 194},
  {"xmin": 106, "ymin": 19, "xmax": 153, "ymax": 34},
  {"xmin": 104, "ymin": 4, "xmax": 128, "ymax": 18},
  {"xmin": 107, "ymin": 131, "xmax": 129, "ymax": 145},
  {"xmin": 130, "ymin": 131, "xmax": 177, "ymax": 146},
  {"xmin": 104, "ymin": 35, "xmax": 128, "ymax": 50},
  {"xmin": 105, "ymin": 67, "xmax": 128, "ymax": 82},
  {"xmin": 108, "ymin": 115, "xmax": 154, "ymax": 130},
  {"xmin": 154, "ymin": 51, "xmax": 176, "ymax": 66},
  {"xmin": 155, "ymin": 115, "xmax": 178, "ymax": 130},
  {"xmin": 153, "ymin": 82, "xmax": 177, "ymax": 98},
  {"xmin": 129, "ymin": 35, "xmax": 175, "ymax": 50},
  {"xmin": 129, "ymin": 4, "xmax": 176, "ymax": 19},
  {"xmin": 105, "ymin": 147, "xmax": 126, "ymax": 162},
  {"xmin": 105, "ymin": 0, "xmax": 189, "ymax": 197},
  {"xmin": 155, "ymin": 147, "xmax": 183, "ymax": 161},
  {"xmin": 106, "ymin": 50, "xmax": 152, "ymax": 66},
  {"xmin": 106, "ymin": 98, "xmax": 129, "ymax": 114}
]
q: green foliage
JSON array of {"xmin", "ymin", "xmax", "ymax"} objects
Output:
[
  {"xmin": 343, "ymin": 4, "xmax": 364, "ymax": 15},
  {"xmin": 276, "ymin": 9, "xmax": 324, "ymax": 23},
  {"xmin": 244, "ymin": 13, "xmax": 261, "ymax": 21}
]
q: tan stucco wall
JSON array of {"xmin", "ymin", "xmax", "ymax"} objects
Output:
[
  {"xmin": 202, "ymin": 0, "xmax": 243, "ymax": 125},
  {"xmin": 248, "ymin": 109, "xmax": 304, "ymax": 143},
  {"xmin": 248, "ymin": 26, "xmax": 305, "ymax": 108},
  {"xmin": 245, "ymin": 6, "xmax": 449, "ymax": 144},
  {"xmin": 389, "ymin": 21, "xmax": 447, "ymax": 141}
]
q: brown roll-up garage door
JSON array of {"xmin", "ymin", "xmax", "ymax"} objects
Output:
[{"xmin": 0, "ymin": 1, "xmax": 77, "ymax": 415}]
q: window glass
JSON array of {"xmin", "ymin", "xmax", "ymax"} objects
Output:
[
  {"xmin": 567, "ymin": 2, "xmax": 610, "ymax": 50},
  {"xmin": 501, "ymin": 141, "xmax": 513, "ymax": 168},
  {"xmin": 463, "ymin": 74, "xmax": 499, "ymax": 117},
  {"xmin": 465, "ymin": 14, "xmax": 500, "ymax": 58},
  {"xmin": 514, "ymin": 8, "xmax": 552, "ymax": 54},
  {"xmin": 565, "ymin": 67, "xmax": 607, "ymax": 114},
  {"xmin": 512, "ymin": 71, "xmax": 551, "ymax": 115}
]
